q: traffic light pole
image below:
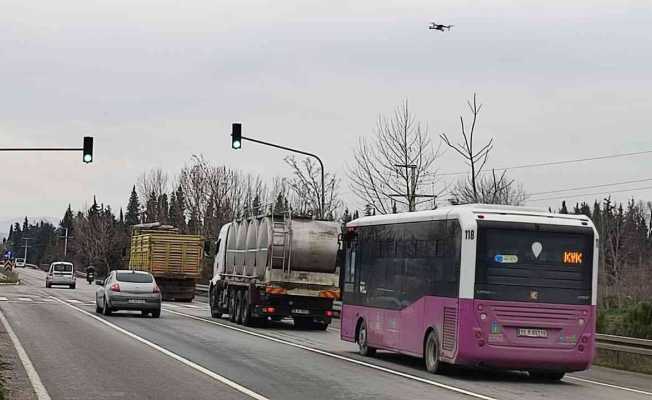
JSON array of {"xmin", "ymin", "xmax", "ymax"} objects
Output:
[{"xmin": 240, "ymin": 135, "xmax": 325, "ymax": 220}]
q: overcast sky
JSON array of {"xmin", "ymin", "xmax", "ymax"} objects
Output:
[{"xmin": 2, "ymin": 0, "xmax": 652, "ymax": 223}]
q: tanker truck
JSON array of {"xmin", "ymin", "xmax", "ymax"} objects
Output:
[{"xmin": 208, "ymin": 211, "xmax": 341, "ymax": 330}]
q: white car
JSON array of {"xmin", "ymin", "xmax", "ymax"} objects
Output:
[
  {"xmin": 15, "ymin": 258, "xmax": 25, "ymax": 267},
  {"xmin": 46, "ymin": 262, "xmax": 76, "ymax": 289}
]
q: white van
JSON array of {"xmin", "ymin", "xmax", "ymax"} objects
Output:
[
  {"xmin": 15, "ymin": 258, "xmax": 25, "ymax": 267},
  {"xmin": 46, "ymin": 262, "xmax": 76, "ymax": 289}
]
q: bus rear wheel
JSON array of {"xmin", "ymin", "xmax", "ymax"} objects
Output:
[
  {"xmin": 357, "ymin": 320, "xmax": 376, "ymax": 356},
  {"xmin": 529, "ymin": 371, "xmax": 565, "ymax": 381},
  {"xmin": 424, "ymin": 331, "xmax": 443, "ymax": 374}
]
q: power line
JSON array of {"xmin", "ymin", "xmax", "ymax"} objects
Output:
[
  {"xmin": 529, "ymin": 177, "xmax": 652, "ymax": 196},
  {"xmin": 437, "ymin": 149, "xmax": 652, "ymax": 177},
  {"xmin": 527, "ymin": 185, "xmax": 652, "ymax": 202}
]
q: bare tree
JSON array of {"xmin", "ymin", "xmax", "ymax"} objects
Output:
[
  {"xmin": 285, "ymin": 156, "xmax": 340, "ymax": 220},
  {"xmin": 137, "ymin": 168, "xmax": 169, "ymax": 203},
  {"xmin": 348, "ymin": 100, "xmax": 441, "ymax": 214},
  {"xmin": 449, "ymin": 170, "xmax": 527, "ymax": 206},
  {"xmin": 441, "ymin": 93, "xmax": 526, "ymax": 205}
]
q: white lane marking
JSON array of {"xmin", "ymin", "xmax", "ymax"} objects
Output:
[
  {"xmin": 67, "ymin": 299, "xmax": 81, "ymax": 304},
  {"xmin": 52, "ymin": 297, "xmax": 269, "ymax": 400},
  {"xmin": 0, "ymin": 297, "xmax": 7, "ymax": 301},
  {"xmin": 0, "ymin": 308, "xmax": 53, "ymax": 400},
  {"xmin": 17, "ymin": 297, "xmax": 33, "ymax": 302},
  {"xmin": 566, "ymin": 376, "xmax": 652, "ymax": 396},
  {"xmin": 182, "ymin": 304, "xmax": 202, "ymax": 309},
  {"xmin": 164, "ymin": 309, "xmax": 499, "ymax": 400}
]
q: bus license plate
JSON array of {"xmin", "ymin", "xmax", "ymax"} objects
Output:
[
  {"xmin": 292, "ymin": 309, "xmax": 310, "ymax": 315},
  {"xmin": 518, "ymin": 328, "xmax": 548, "ymax": 338},
  {"xmin": 129, "ymin": 299, "xmax": 146, "ymax": 304}
]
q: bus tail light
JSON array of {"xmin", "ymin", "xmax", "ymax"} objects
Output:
[
  {"xmin": 480, "ymin": 313, "xmax": 487, "ymax": 321},
  {"xmin": 262, "ymin": 307, "xmax": 276, "ymax": 314},
  {"xmin": 478, "ymin": 339, "xmax": 486, "ymax": 347},
  {"xmin": 581, "ymin": 336, "xmax": 589, "ymax": 344},
  {"xmin": 578, "ymin": 344, "xmax": 585, "ymax": 352},
  {"xmin": 473, "ymin": 328, "xmax": 483, "ymax": 339}
]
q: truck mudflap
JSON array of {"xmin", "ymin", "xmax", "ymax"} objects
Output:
[{"xmin": 156, "ymin": 277, "xmax": 196, "ymax": 302}]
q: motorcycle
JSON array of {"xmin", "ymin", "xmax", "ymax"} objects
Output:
[{"xmin": 87, "ymin": 271, "xmax": 95, "ymax": 284}]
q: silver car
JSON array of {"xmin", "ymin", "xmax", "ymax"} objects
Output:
[
  {"xmin": 96, "ymin": 270, "xmax": 161, "ymax": 318},
  {"xmin": 46, "ymin": 262, "xmax": 76, "ymax": 288}
]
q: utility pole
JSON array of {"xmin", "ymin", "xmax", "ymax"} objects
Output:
[
  {"xmin": 21, "ymin": 237, "xmax": 32, "ymax": 263},
  {"xmin": 58, "ymin": 228, "xmax": 73, "ymax": 258},
  {"xmin": 390, "ymin": 164, "xmax": 436, "ymax": 212}
]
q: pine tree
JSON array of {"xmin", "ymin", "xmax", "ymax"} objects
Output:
[
  {"xmin": 145, "ymin": 191, "xmax": 159, "ymax": 223},
  {"xmin": 559, "ymin": 201, "xmax": 569, "ymax": 214},
  {"xmin": 158, "ymin": 194, "xmax": 169, "ymax": 224},
  {"xmin": 173, "ymin": 186, "xmax": 187, "ymax": 232},
  {"xmin": 119, "ymin": 208, "xmax": 124, "ymax": 224},
  {"xmin": 126, "ymin": 186, "xmax": 141, "ymax": 226},
  {"xmin": 61, "ymin": 204, "xmax": 74, "ymax": 234}
]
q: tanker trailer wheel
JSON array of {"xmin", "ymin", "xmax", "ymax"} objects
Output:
[
  {"xmin": 241, "ymin": 291, "xmax": 253, "ymax": 327},
  {"xmin": 209, "ymin": 286, "xmax": 222, "ymax": 318},
  {"xmin": 235, "ymin": 290, "xmax": 245, "ymax": 325},
  {"xmin": 228, "ymin": 290, "xmax": 237, "ymax": 322}
]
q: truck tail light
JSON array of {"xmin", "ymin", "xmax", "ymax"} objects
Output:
[
  {"xmin": 265, "ymin": 287, "xmax": 287, "ymax": 295},
  {"xmin": 319, "ymin": 289, "xmax": 340, "ymax": 299},
  {"xmin": 110, "ymin": 283, "xmax": 121, "ymax": 292}
]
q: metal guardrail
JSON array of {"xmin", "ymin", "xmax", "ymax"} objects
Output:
[{"xmin": 596, "ymin": 333, "xmax": 652, "ymax": 356}]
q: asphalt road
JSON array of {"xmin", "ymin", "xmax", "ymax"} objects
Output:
[{"xmin": 2, "ymin": 267, "xmax": 652, "ymax": 400}]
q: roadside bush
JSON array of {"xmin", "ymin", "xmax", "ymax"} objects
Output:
[{"xmin": 622, "ymin": 302, "xmax": 652, "ymax": 339}]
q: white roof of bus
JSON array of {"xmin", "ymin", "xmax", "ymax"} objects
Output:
[{"xmin": 346, "ymin": 204, "xmax": 593, "ymax": 227}]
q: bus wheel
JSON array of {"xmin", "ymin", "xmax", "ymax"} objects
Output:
[
  {"xmin": 529, "ymin": 371, "xmax": 565, "ymax": 381},
  {"xmin": 357, "ymin": 320, "xmax": 376, "ymax": 356},
  {"xmin": 424, "ymin": 331, "xmax": 442, "ymax": 374}
]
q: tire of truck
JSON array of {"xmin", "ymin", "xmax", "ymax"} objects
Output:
[
  {"xmin": 209, "ymin": 286, "xmax": 222, "ymax": 319},
  {"xmin": 235, "ymin": 290, "xmax": 245, "ymax": 325},
  {"xmin": 241, "ymin": 291, "xmax": 253, "ymax": 327},
  {"xmin": 228, "ymin": 289, "xmax": 237, "ymax": 322}
]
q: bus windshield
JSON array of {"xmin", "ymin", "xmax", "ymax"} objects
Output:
[{"xmin": 475, "ymin": 225, "xmax": 593, "ymax": 305}]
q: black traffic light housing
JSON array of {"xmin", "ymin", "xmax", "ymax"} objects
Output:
[
  {"xmin": 83, "ymin": 136, "xmax": 93, "ymax": 163},
  {"xmin": 232, "ymin": 123, "xmax": 242, "ymax": 149}
]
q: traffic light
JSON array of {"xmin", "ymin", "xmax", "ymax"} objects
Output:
[
  {"xmin": 232, "ymin": 123, "xmax": 242, "ymax": 149},
  {"xmin": 83, "ymin": 136, "xmax": 93, "ymax": 163}
]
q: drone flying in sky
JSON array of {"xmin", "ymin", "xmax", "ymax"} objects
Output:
[{"xmin": 428, "ymin": 22, "xmax": 453, "ymax": 31}]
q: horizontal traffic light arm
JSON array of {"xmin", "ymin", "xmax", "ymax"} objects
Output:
[
  {"xmin": 0, "ymin": 148, "xmax": 83, "ymax": 151},
  {"xmin": 237, "ymin": 135, "xmax": 325, "ymax": 219}
]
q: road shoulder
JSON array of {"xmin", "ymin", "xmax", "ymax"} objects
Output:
[{"xmin": 0, "ymin": 317, "xmax": 36, "ymax": 400}]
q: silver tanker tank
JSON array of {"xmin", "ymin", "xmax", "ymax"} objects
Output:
[{"xmin": 226, "ymin": 216, "xmax": 339, "ymax": 279}]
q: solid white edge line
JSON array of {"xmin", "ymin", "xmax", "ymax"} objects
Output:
[
  {"xmin": 0, "ymin": 308, "xmax": 52, "ymax": 400},
  {"xmin": 51, "ymin": 297, "xmax": 269, "ymax": 400},
  {"xmin": 565, "ymin": 376, "xmax": 652, "ymax": 396},
  {"xmin": 163, "ymin": 308, "xmax": 499, "ymax": 400}
]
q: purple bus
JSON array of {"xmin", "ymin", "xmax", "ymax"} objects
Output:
[{"xmin": 340, "ymin": 205, "xmax": 598, "ymax": 381}]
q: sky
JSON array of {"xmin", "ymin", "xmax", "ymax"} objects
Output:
[{"xmin": 2, "ymin": 0, "xmax": 652, "ymax": 225}]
